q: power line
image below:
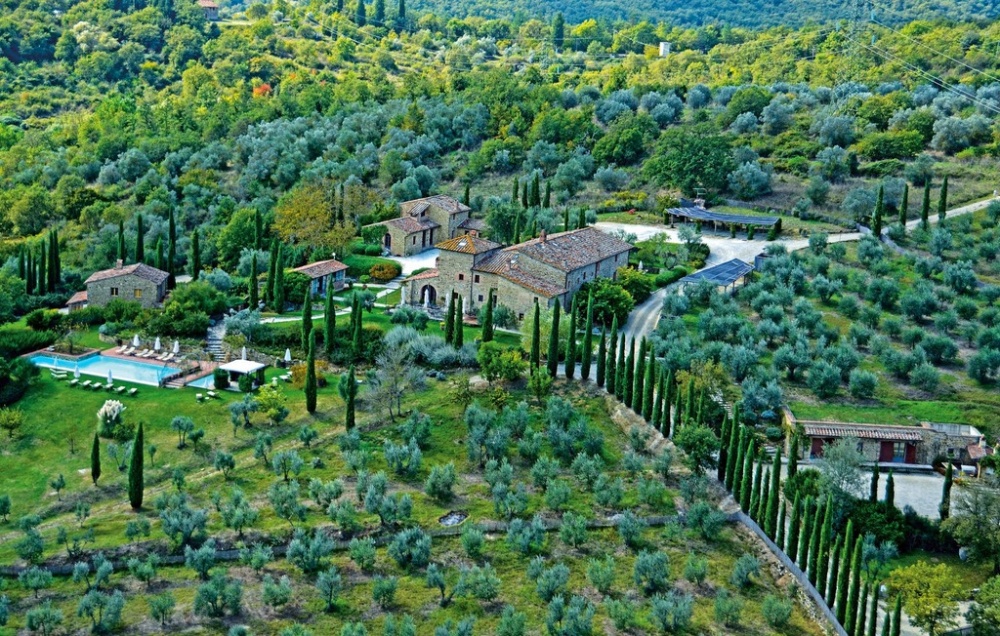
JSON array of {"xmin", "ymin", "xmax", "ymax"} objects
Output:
[{"xmin": 870, "ymin": 17, "xmax": 1000, "ymax": 85}]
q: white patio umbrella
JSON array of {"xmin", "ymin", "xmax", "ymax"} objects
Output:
[
  {"xmin": 74, "ymin": 364, "xmax": 80, "ymax": 380},
  {"xmin": 284, "ymin": 348, "xmax": 292, "ymax": 364},
  {"xmin": 132, "ymin": 334, "xmax": 140, "ymax": 347},
  {"xmin": 241, "ymin": 346, "xmax": 247, "ymax": 360},
  {"xmin": 154, "ymin": 337, "xmax": 161, "ymax": 351},
  {"xmin": 107, "ymin": 370, "xmax": 113, "ymax": 385},
  {"xmin": 173, "ymin": 340, "xmax": 180, "ymax": 354}
]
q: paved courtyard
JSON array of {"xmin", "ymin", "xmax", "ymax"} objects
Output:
[{"xmin": 784, "ymin": 463, "xmax": 947, "ymax": 519}]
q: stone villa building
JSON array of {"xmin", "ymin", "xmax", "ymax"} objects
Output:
[
  {"xmin": 402, "ymin": 226, "xmax": 634, "ymax": 319},
  {"xmin": 84, "ymin": 261, "xmax": 169, "ymax": 309},
  {"xmin": 292, "ymin": 259, "xmax": 349, "ymax": 297},
  {"xmin": 377, "ymin": 195, "xmax": 484, "ymax": 256}
]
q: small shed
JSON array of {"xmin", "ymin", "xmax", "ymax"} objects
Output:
[
  {"xmin": 292, "ymin": 259, "xmax": 349, "ymax": 297},
  {"xmin": 197, "ymin": 0, "xmax": 219, "ymax": 20},
  {"xmin": 218, "ymin": 359, "xmax": 266, "ymax": 388},
  {"xmin": 66, "ymin": 290, "xmax": 88, "ymax": 312},
  {"xmin": 680, "ymin": 258, "xmax": 755, "ymax": 293}
]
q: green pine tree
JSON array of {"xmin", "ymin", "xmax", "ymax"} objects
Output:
[
  {"xmin": 940, "ymin": 460, "xmax": 953, "ymax": 520},
  {"xmin": 885, "ymin": 470, "xmax": 895, "ymax": 508},
  {"xmin": 254, "ymin": 209, "xmax": 263, "ymax": 250},
  {"xmin": 867, "ymin": 579, "xmax": 879, "ymax": 636},
  {"xmin": 266, "ymin": 238, "xmax": 278, "ymax": 305},
  {"xmin": 606, "ymin": 315, "xmax": 619, "ymax": 394},
  {"xmin": 614, "ymin": 333, "xmax": 626, "ymax": 401},
  {"xmin": 481, "ymin": 290, "xmax": 494, "ymax": 342},
  {"xmin": 797, "ymin": 497, "xmax": 814, "ymax": 570},
  {"xmin": 190, "ymin": 229, "xmax": 201, "ymax": 280},
  {"xmin": 91, "ymin": 432, "xmax": 101, "ymax": 485},
  {"xmin": 844, "ymin": 535, "xmax": 864, "ymax": 636},
  {"xmin": 396, "ymin": 0, "xmax": 405, "ymax": 26},
  {"xmin": 872, "ymin": 185, "xmax": 884, "ymax": 236},
  {"xmin": 547, "ymin": 299, "xmax": 561, "ymax": 378},
  {"xmin": 725, "ymin": 418, "xmax": 740, "ymax": 491},
  {"xmin": 305, "ymin": 331, "xmax": 318, "ymax": 413},
  {"xmin": 552, "ymin": 12, "xmax": 565, "ymax": 49},
  {"xmin": 652, "ymin": 367, "xmax": 665, "ymax": 434},
  {"xmin": 444, "ymin": 293, "xmax": 456, "ymax": 346},
  {"xmin": 750, "ymin": 460, "xmax": 765, "ymax": 520},
  {"xmin": 880, "ymin": 607, "xmax": 891, "ymax": 636},
  {"xmin": 857, "ymin": 582, "xmax": 870, "ymax": 636},
  {"xmin": 739, "ymin": 446, "xmax": 755, "ymax": 511},
  {"xmin": 623, "ymin": 338, "xmax": 636, "ymax": 407},
  {"xmin": 273, "ymin": 248, "xmax": 285, "ymax": 314},
  {"xmin": 787, "ymin": 493, "xmax": 802, "ymax": 562},
  {"xmin": 302, "ymin": 290, "xmax": 313, "ymax": 353},
  {"xmin": 530, "ymin": 300, "xmax": 540, "ymax": 370},
  {"xmin": 870, "ymin": 464, "xmax": 880, "ymax": 502},
  {"xmin": 836, "ymin": 522, "xmax": 855, "ymax": 624},
  {"xmin": 641, "ymin": 354, "xmax": 656, "ymax": 421},
  {"xmin": 324, "ymin": 278, "xmax": 336, "ymax": 359},
  {"xmin": 816, "ymin": 495, "xmax": 833, "ymax": 597},
  {"xmin": 921, "ymin": 182, "xmax": 931, "ymax": 231},
  {"xmin": 565, "ymin": 296, "xmax": 577, "ymax": 380},
  {"xmin": 765, "ymin": 449, "xmax": 782, "ymax": 537},
  {"xmin": 827, "ymin": 536, "xmax": 842, "ymax": 608},
  {"xmin": 580, "ymin": 293, "xmax": 594, "ymax": 381},
  {"xmin": 683, "ymin": 377, "xmax": 695, "ymax": 426},
  {"xmin": 544, "ymin": 181, "xmax": 551, "ymax": 208},
  {"xmin": 463, "ymin": 183, "xmax": 470, "ymax": 207},
  {"xmin": 890, "ymin": 596, "xmax": 901, "ymax": 636},
  {"xmin": 631, "ymin": 338, "xmax": 647, "ymax": 412},
  {"xmin": 127, "ymin": 423, "xmax": 144, "ymax": 510},
  {"xmin": 732, "ymin": 426, "xmax": 748, "ymax": 495},
  {"xmin": 511, "ymin": 177, "xmax": 519, "ymax": 204},
  {"xmin": 595, "ymin": 326, "xmax": 607, "ymax": 388},
  {"xmin": 373, "ymin": 0, "xmax": 384, "ymax": 23},
  {"xmin": 788, "ymin": 435, "xmax": 799, "ymax": 480},
  {"xmin": 776, "ymin": 496, "xmax": 787, "ymax": 551},
  {"xmin": 249, "ymin": 253, "xmax": 259, "ymax": 309},
  {"xmin": 355, "ymin": 0, "xmax": 366, "ymax": 26},
  {"xmin": 155, "ymin": 238, "xmax": 163, "ymax": 271},
  {"xmin": 938, "ymin": 175, "xmax": 948, "ymax": 222},
  {"xmin": 37, "ymin": 246, "xmax": 46, "ymax": 295},
  {"xmin": 531, "ymin": 172, "xmax": 540, "ymax": 207}
]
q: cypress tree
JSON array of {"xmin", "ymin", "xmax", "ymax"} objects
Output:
[
  {"xmin": 872, "ymin": 185, "xmax": 884, "ymax": 236},
  {"xmin": 606, "ymin": 315, "xmax": 619, "ymax": 394},
  {"xmin": 521, "ymin": 187, "xmax": 528, "ymax": 209},
  {"xmin": 631, "ymin": 338, "xmax": 646, "ymax": 412},
  {"xmin": 552, "ymin": 12, "xmax": 565, "ymax": 49},
  {"xmin": 37, "ymin": 246, "xmax": 46, "ymax": 295},
  {"xmin": 273, "ymin": 248, "xmax": 285, "ymax": 313},
  {"xmin": 355, "ymin": 0, "xmax": 366, "ymax": 26},
  {"xmin": 530, "ymin": 300, "xmax": 541, "ymax": 370},
  {"xmin": 867, "ymin": 579, "xmax": 879, "ymax": 636},
  {"xmin": 155, "ymin": 238, "xmax": 163, "ymax": 271},
  {"xmin": 765, "ymin": 449, "xmax": 782, "ymax": 537},
  {"xmin": 641, "ymin": 355, "xmax": 656, "ymax": 421},
  {"xmin": 344, "ymin": 365, "xmax": 357, "ymax": 430},
  {"xmin": 732, "ymin": 426, "xmax": 747, "ymax": 495},
  {"xmin": 920, "ymin": 182, "xmax": 931, "ymax": 230},
  {"xmin": 580, "ymin": 293, "xmax": 594, "ymax": 381},
  {"xmin": 135, "ymin": 214, "xmax": 145, "ymax": 263},
  {"xmin": 623, "ymin": 338, "xmax": 636, "ymax": 407},
  {"xmin": 890, "ymin": 596, "xmax": 901, "ymax": 636},
  {"xmin": 543, "ymin": 181, "xmax": 551, "ymax": 208},
  {"xmin": 776, "ymin": 497, "xmax": 787, "ymax": 549},
  {"xmin": 663, "ymin": 369, "xmax": 675, "ymax": 431},
  {"xmin": 798, "ymin": 497, "xmax": 814, "ymax": 571},
  {"xmin": 816, "ymin": 495, "xmax": 833, "ymax": 597},
  {"xmin": 652, "ymin": 368, "xmax": 665, "ymax": 434},
  {"xmin": 940, "ymin": 460, "xmax": 953, "ymax": 520},
  {"xmin": 513, "ymin": 210, "xmax": 521, "ymax": 245},
  {"xmin": 324, "ymin": 278, "xmax": 336, "ymax": 359},
  {"xmin": 463, "ymin": 183, "xmax": 470, "ymax": 207},
  {"xmin": 578, "ymin": 209, "xmax": 586, "ymax": 229},
  {"xmin": 827, "ymin": 536, "xmax": 842, "ymax": 608},
  {"xmin": 565, "ymin": 296, "xmax": 577, "ymax": 380},
  {"xmin": 725, "ymin": 420, "xmax": 741, "ymax": 491},
  {"xmin": 49, "ymin": 230, "xmax": 60, "ymax": 290},
  {"xmin": 481, "ymin": 289, "xmax": 494, "ymax": 342},
  {"xmin": 511, "ymin": 177, "xmax": 519, "ymax": 204},
  {"xmin": 938, "ymin": 175, "xmax": 948, "ymax": 222},
  {"xmin": 880, "ymin": 608, "xmax": 891, "ymax": 636},
  {"xmin": 127, "ymin": 423, "xmax": 144, "ymax": 510},
  {"xmin": 614, "ymin": 334, "xmax": 626, "ymax": 400},
  {"xmin": 899, "ymin": 184, "xmax": 909, "ymax": 227},
  {"xmin": 352, "ymin": 298, "xmax": 363, "ymax": 358},
  {"xmin": 25, "ymin": 250, "xmax": 33, "ymax": 295},
  {"xmin": 836, "ymin": 522, "xmax": 855, "ymax": 625},
  {"xmin": 17, "ymin": 248, "xmax": 24, "ymax": 280},
  {"xmin": 739, "ymin": 447, "xmax": 755, "ymax": 511},
  {"xmin": 683, "ymin": 377, "xmax": 695, "ymax": 426},
  {"xmin": 717, "ymin": 414, "xmax": 730, "ymax": 482},
  {"xmin": 807, "ymin": 499, "xmax": 823, "ymax": 584},
  {"xmin": 596, "ymin": 326, "xmax": 607, "ymax": 387},
  {"xmin": 857, "ymin": 582, "xmax": 870, "ymax": 636},
  {"xmin": 266, "ymin": 238, "xmax": 278, "ymax": 305},
  {"xmin": 788, "ymin": 435, "xmax": 799, "ymax": 479},
  {"xmin": 444, "ymin": 292, "xmax": 456, "ymax": 346},
  {"xmin": 750, "ymin": 460, "xmax": 764, "ymax": 521},
  {"xmin": 787, "ymin": 493, "xmax": 802, "ymax": 562},
  {"xmin": 190, "ymin": 230, "xmax": 201, "ymax": 280},
  {"xmin": 118, "ymin": 220, "xmax": 126, "ymax": 263},
  {"xmin": 531, "ymin": 172, "xmax": 540, "ymax": 207},
  {"xmin": 885, "ymin": 470, "xmax": 895, "ymax": 508},
  {"xmin": 167, "ymin": 208, "xmax": 176, "ymax": 288},
  {"xmin": 373, "ymin": 0, "xmax": 384, "ymax": 23},
  {"xmin": 249, "ymin": 254, "xmax": 259, "ymax": 309},
  {"xmin": 302, "ymin": 290, "xmax": 313, "ymax": 353},
  {"xmin": 547, "ymin": 299, "xmax": 560, "ymax": 378},
  {"xmin": 91, "ymin": 432, "xmax": 101, "ymax": 485},
  {"xmin": 563, "ymin": 208, "xmax": 570, "ymax": 231},
  {"xmin": 696, "ymin": 389, "xmax": 706, "ymax": 425},
  {"xmin": 305, "ymin": 331, "xmax": 317, "ymax": 413},
  {"xmin": 870, "ymin": 464, "xmax": 880, "ymax": 502},
  {"xmin": 845, "ymin": 535, "xmax": 864, "ymax": 636},
  {"xmin": 396, "ymin": 0, "xmax": 405, "ymax": 25}
]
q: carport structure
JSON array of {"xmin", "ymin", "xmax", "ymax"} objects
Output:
[
  {"xmin": 665, "ymin": 206, "xmax": 780, "ymax": 234},
  {"xmin": 679, "ymin": 258, "xmax": 755, "ymax": 293}
]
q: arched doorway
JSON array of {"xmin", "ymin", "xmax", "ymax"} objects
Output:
[
  {"xmin": 383, "ymin": 233, "xmax": 392, "ymax": 251},
  {"xmin": 419, "ymin": 285, "xmax": 438, "ymax": 306}
]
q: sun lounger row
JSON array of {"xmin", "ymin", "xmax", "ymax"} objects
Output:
[
  {"xmin": 196, "ymin": 391, "xmax": 219, "ymax": 402},
  {"xmin": 72, "ymin": 379, "xmax": 137, "ymax": 396}
]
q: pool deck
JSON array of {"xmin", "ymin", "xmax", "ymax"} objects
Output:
[{"xmin": 32, "ymin": 345, "xmax": 219, "ymax": 388}]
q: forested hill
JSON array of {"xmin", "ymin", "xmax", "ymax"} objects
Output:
[{"xmin": 409, "ymin": 0, "xmax": 1000, "ymax": 27}]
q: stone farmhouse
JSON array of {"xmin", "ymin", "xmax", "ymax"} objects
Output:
[
  {"xmin": 377, "ymin": 195, "xmax": 483, "ymax": 256},
  {"xmin": 84, "ymin": 261, "xmax": 169, "ymax": 309},
  {"xmin": 292, "ymin": 259, "xmax": 349, "ymax": 297},
  {"xmin": 402, "ymin": 227, "xmax": 634, "ymax": 319}
]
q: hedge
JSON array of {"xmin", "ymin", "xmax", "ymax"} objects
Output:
[
  {"xmin": 343, "ymin": 254, "xmax": 401, "ymax": 279},
  {"xmin": 0, "ymin": 327, "xmax": 58, "ymax": 359}
]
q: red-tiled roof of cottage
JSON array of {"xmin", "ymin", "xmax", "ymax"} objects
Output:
[
  {"xmin": 292, "ymin": 259, "xmax": 348, "ymax": 279},
  {"xmin": 402, "ymin": 269, "xmax": 440, "ymax": 283},
  {"xmin": 197, "ymin": 0, "xmax": 218, "ymax": 8},
  {"xmin": 401, "ymin": 195, "xmax": 470, "ymax": 217},
  {"xmin": 801, "ymin": 422, "xmax": 923, "ymax": 442},
  {"xmin": 67, "ymin": 290, "xmax": 88, "ymax": 305},
  {"xmin": 458, "ymin": 217, "xmax": 487, "ymax": 231},
  {"xmin": 435, "ymin": 235, "xmax": 501, "ymax": 255},
  {"xmin": 474, "ymin": 251, "xmax": 566, "ymax": 298},
  {"xmin": 382, "ymin": 216, "xmax": 439, "ymax": 234},
  {"xmin": 514, "ymin": 227, "xmax": 633, "ymax": 272},
  {"xmin": 85, "ymin": 262, "xmax": 169, "ymax": 285}
]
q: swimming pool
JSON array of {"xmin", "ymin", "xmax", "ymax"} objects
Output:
[
  {"xmin": 27, "ymin": 354, "xmax": 181, "ymax": 387},
  {"xmin": 186, "ymin": 374, "xmax": 214, "ymax": 389}
]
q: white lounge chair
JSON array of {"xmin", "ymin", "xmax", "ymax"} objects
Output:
[
  {"xmin": 141, "ymin": 350, "xmax": 155, "ymax": 359},
  {"xmin": 196, "ymin": 393, "xmax": 204, "ymax": 402},
  {"xmin": 162, "ymin": 353, "xmax": 174, "ymax": 362},
  {"xmin": 114, "ymin": 345, "xmax": 127, "ymax": 353},
  {"xmin": 92, "ymin": 383, "xmax": 103, "ymax": 391},
  {"xmin": 115, "ymin": 386, "xmax": 127, "ymax": 394},
  {"xmin": 206, "ymin": 391, "xmax": 218, "ymax": 399},
  {"xmin": 68, "ymin": 379, "xmax": 79, "ymax": 387},
  {"xmin": 81, "ymin": 380, "xmax": 92, "ymax": 388},
  {"xmin": 127, "ymin": 388, "xmax": 138, "ymax": 396}
]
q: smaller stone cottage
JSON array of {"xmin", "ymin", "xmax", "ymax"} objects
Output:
[
  {"xmin": 376, "ymin": 195, "xmax": 473, "ymax": 256},
  {"xmin": 85, "ymin": 261, "xmax": 169, "ymax": 309},
  {"xmin": 292, "ymin": 259, "xmax": 349, "ymax": 297},
  {"xmin": 197, "ymin": 0, "xmax": 219, "ymax": 20}
]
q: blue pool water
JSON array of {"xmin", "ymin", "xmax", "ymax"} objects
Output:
[
  {"xmin": 28, "ymin": 354, "xmax": 180, "ymax": 387},
  {"xmin": 186, "ymin": 375, "xmax": 214, "ymax": 389}
]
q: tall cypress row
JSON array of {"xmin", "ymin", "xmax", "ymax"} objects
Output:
[
  {"xmin": 547, "ymin": 299, "xmax": 561, "ymax": 378},
  {"xmin": 739, "ymin": 446, "xmax": 755, "ymax": 511},
  {"xmin": 788, "ymin": 435, "xmax": 799, "ymax": 480},
  {"xmin": 787, "ymin": 493, "xmax": 802, "ymax": 562},
  {"xmin": 595, "ymin": 326, "xmax": 607, "ymax": 388},
  {"xmin": 511, "ymin": 177, "xmax": 519, "ymax": 204},
  {"xmin": 305, "ymin": 331, "xmax": 317, "ymax": 414},
  {"xmin": 118, "ymin": 220, "xmax": 126, "ymax": 263},
  {"xmin": 127, "ymin": 423, "xmax": 144, "ymax": 510},
  {"xmin": 302, "ymin": 290, "xmax": 313, "ymax": 353},
  {"xmin": 530, "ymin": 300, "xmax": 541, "ymax": 371},
  {"xmin": 543, "ymin": 181, "xmax": 551, "ymax": 208},
  {"xmin": 732, "ymin": 427, "xmax": 748, "ymax": 495},
  {"xmin": 857, "ymin": 582, "xmax": 870, "ymax": 636},
  {"xmin": 641, "ymin": 355, "xmax": 656, "ymax": 421},
  {"xmin": 580, "ymin": 293, "xmax": 594, "ymax": 381},
  {"xmin": 444, "ymin": 292, "xmax": 456, "ymax": 346},
  {"xmin": 324, "ymin": 278, "xmax": 336, "ymax": 359},
  {"xmin": 827, "ymin": 535, "xmax": 842, "ymax": 608},
  {"xmin": 663, "ymin": 369, "xmax": 675, "ymax": 434},
  {"xmin": 606, "ymin": 315, "xmax": 619, "ymax": 394},
  {"xmin": 37, "ymin": 246, "xmax": 46, "ymax": 295},
  {"xmin": 725, "ymin": 421, "xmax": 741, "ymax": 491},
  {"xmin": 652, "ymin": 368, "xmax": 665, "ymax": 434},
  {"xmin": 872, "ymin": 185, "xmax": 884, "ymax": 236},
  {"xmin": 481, "ymin": 289, "xmax": 494, "ymax": 343},
  {"xmin": 683, "ymin": 377, "xmax": 695, "ymax": 426},
  {"xmin": 836, "ymin": 521, "xmax": 855, "ymax": 625},
  {"xmin": 266, "ymin": 238, "xmax": 278, "ymax": 305},
  {"xmin": 614, "ymin": 335, "xmax": 626, "ymax": 401},
  {"xmin": 717, "ymin": 414, "xmax": 730, "ymax": 482},
  {"xmin": 765, "ymin": 449, "xmax": 782, "ymax": 537},
  {"xmin": 844, "ymin": 535, "xmax": 864, "ymax": 635},
  {"xmin": 623, "ymin": 338, "xmax": 636, "ymax": 407},
  {"xmin": 631, "ymin": 338, "xmax": 646, "ymax": 412},
  {"xmin": 880, "ymin": 608, "xmax": 891, "ymax": 636},
  {"xmin": 49, "ymin": 230, "xmax": 60, "ymax": 290},
  {"xmin": 91, "ymin": 433, "xmax": 101, "ymax": 485},
  {"xmin": 775, "ymin": 496, "xmax": 787, "ymax": 550},
  {"xmin": 816, "ymin": 495, "xmax": 833, "ymax": 597},
  {"xmin": 135, "ymin": 213, "xmax": 145, "ymax": 263},
  {"xmin": 750, "ymin": 461, "xmax": 764, "ymax": 521},
  {"xmin": 155, "ymin": 238, "xmax": 163, "ymax": 271},
  {"xmin": 807, "ymin": 497, "xmax": 824, "ymax": 583},
  {"xmin": 565, "ymin": 296, "xmax": 577, "ymax": 380},
  {"xmin": 351, "ymin": 296, "xmax": 363, "ymax": 357}
]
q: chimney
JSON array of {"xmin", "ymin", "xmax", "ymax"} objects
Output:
[
  {"xmin": 115, "ymin": 259, "xmax": 123, "ymax": 269},
  {"xmin": 540, "ymin": 229, "xmax": 547, "ymax": 243}
]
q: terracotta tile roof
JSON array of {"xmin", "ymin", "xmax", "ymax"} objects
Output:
[
  {"xmin": 514, "ymin": 227, "xmax": 633, "ymax": 272},
  {"xmin": 475, "ymin": 251, "xmax": 566, "ymax": 298},
  {"xmin": 401, "ymin": 195, "xmax": 470, "ymax": 217},
  {"xmin": 383, "ymin": 216, "xmax": 439, "ymax": 234},
  {"xmin": 292, "ymin": 259, "xmax": 348, "ymax": 279},
  {"xmin": 435, "ymin": 235, "xmax": 501, "ymax": 255},
  {"xmin": 67, "ymin": 290, "xmax": 88, "ymax": 305},
  {"xmin": 85, "ymin": 262, "xmax": 169, "ymax": 285},
  {"xmin": 403, "ymin": 269, "xmax": 440, "ymax": 283},
  {"xmin": 802, "ymin": 422, "xmax": 923, "ymax": 442},
  {"xmin": 197, "ymin": 0, "xmax": 218, "ymax": 7},
  {"xmin": 966, "ymin": 444, "xmax": 988, "ymax": 460},
  {"xmin": 458, "ymin": 217, "xmax": 488, "ymax": 231}
]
